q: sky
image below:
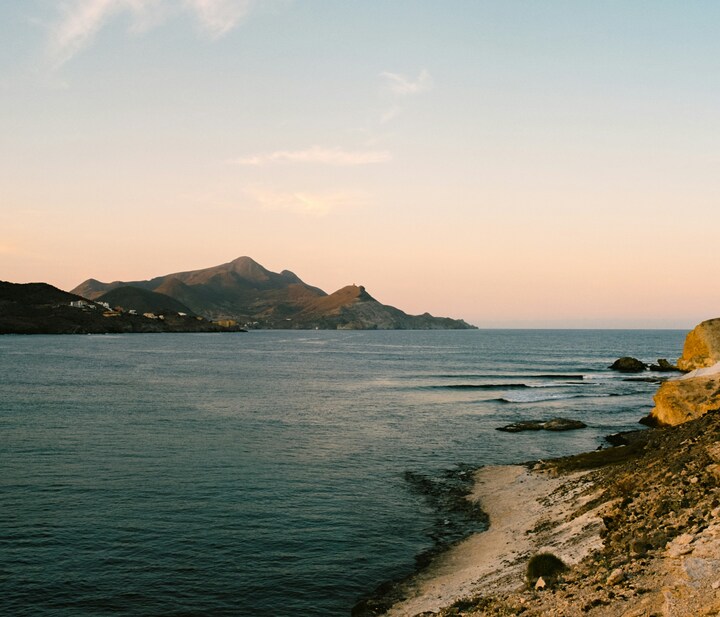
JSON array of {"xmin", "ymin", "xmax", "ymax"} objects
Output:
[{"xmin": 2, "ymin": 1, "xmax": 720, "ymax": 328}]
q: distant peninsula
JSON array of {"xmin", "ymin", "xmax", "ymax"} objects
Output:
[
  {"xmin": 70, "ymin": 256, "xmax": 476, "ymax": 330},
  {"xmin": 0, "ymin": 281, "xmax": 244, "ymax": 335}
]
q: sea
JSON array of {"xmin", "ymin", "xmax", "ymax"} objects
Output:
[{"xmin": 1, "ymin": 329, "xmax": 686, "ymax": 616}]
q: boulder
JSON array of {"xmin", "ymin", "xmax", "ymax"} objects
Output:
[
  {"xmin": 677, "ymin": 318, "xmax": 720, "ymax": 371},
  {"xmin": 606, "ymin": 568, "xmax": 625, "ymax": 586},
  {"xmin": 608, "ymin": 357, "xmax": 648, "ymax": 373},
  {"xmin": 648, "ymin": 358, "xmax": 681, "ymax": 372},
  {"xmin": 648, "ymin": 374, "xmax": 720, "ymax": 426}
]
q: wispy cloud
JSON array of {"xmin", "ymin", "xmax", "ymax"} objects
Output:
[
  {"xmin": 380, "ymin": 69, "xmax": 433, "ymax": 95},
  {"xmin": 234, "ymin": 146, "xmax": 391, "ymax": 166},
  {"xmin": 49, "ymin": 0, "xmax": 256, "ymax": 66},
  {"xmin": 245, "ymin": 187, "xmax": 365, "ymax": 216},
  {"xmin": 185, "ymin": 0, "xmax": 254, "ymax": 37}
]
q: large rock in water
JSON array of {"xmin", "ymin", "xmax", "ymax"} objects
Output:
[
  {"xmin": 677, "ymin": 318, "xmax": 720, "ymax": 371},
  {"xmin": 648, "ymin": 318, "xmax": 720, "ymax": 426},
  {"xmin": 497, "ymin": 418, "xmax": 587, "ymax": 432},
  {"xmin": 609, "ymin": 357, "xmax": 648, "ymax": 373}
]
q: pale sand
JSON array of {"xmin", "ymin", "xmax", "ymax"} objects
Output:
[{"xmin": 383, "ymin": 465, "xmax": 606, "ymax": 617}]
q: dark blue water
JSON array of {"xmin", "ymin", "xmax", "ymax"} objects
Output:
[{"xmin": 1, "ymin": 330, "xmax": 685, "ymax": 616}]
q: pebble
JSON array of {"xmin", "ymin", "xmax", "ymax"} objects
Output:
[{"xmin": 607, "ymin": 568, "xmax": 625, "ymax": 585}]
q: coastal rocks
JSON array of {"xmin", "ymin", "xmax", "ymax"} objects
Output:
[
  {"xmin": 648, "ymin": 358, "xmax": 681, "ymax": 372},
  {"xmin": 398, "ymin": 407, "xmax": 720, "ymax": 617},
  {"xmin": 497, "ymin": 418, "xmax": 587, "ymax": 433},
  {"xmin": 677, "ymin": 318, "xmax": 720, "ymax": 371},
  {"xmin": 643, "ymin": 318, "xmax": 720, "ymax": 427},
  {"xmin": 648, "ymin": 374, "xmax": 720, "ymax": 426},
  {"xmin": 543, "ymin": 418, "xmax": 587, "ymax": 431},
  {"xmin": 609, "ymin": 357, "xmax": 648, "ymax": 373}
]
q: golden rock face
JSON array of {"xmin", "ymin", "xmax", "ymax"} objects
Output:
[
  {"xmin": 651, "ymin": 375, "xmax": 720, "ymax": 426},
  {"xmin": 677, "ymin": 318, "xmax": 720, "ymax": 371},
  {"xmin": 649, "ymin": 318, "xmax": 720, "ymax": 426}
]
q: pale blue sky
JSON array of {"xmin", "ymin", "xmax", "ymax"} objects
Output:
[{"xmin": 2, "ymin": 1, "xmax": 720, "ymax": 327}]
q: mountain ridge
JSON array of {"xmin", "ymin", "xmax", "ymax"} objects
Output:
[{"xmin": 72, "ymin": 257, "xmax": 475, "ymax": 330}]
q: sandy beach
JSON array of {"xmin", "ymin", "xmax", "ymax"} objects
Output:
[
  {"xmin": 383, "ymin": 465, "xmax": 606, "ymax": 616},
  {"xmin": 378, "ymin": 410, "xmax": 720, "ymax": 617}
]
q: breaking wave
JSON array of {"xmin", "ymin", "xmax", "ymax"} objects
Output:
[{"xmin": 494, "ymin": 392, "xmax": 629, "ymax": 404}]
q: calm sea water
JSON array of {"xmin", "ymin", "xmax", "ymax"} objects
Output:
[{"xmin": 1, "ymin": 330, "xmax": 685, "ymax": 616}]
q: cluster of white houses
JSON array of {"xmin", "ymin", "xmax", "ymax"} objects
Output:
[{"xmin": 69, "ymin": 299, "xmax": 188, "ymax": 321}]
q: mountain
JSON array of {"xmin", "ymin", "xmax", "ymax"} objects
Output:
[
  {"xmin": 0, "ymin": 281, "xmax": 241, "ymax": 335},
  {"xmin": 72, "ymin": 256, "xmax": 476, "ymax": 330}
]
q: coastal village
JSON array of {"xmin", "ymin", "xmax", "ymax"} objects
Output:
[{"xmin": 70, "ymin": 297, "xmax": 197, "ymax": 323}]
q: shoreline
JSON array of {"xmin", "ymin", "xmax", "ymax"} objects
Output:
[{"xmin": 379, "ymin": 465, "xmax": 605, "ymax": 616}]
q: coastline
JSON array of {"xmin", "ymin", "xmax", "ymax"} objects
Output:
[
  {"xmin": 379, "ymin": 465, "xmax": 604, "ymax": 616},
  {"xmin": 370, "ymin": 410, "xmax": 720, "ymax": 616}
]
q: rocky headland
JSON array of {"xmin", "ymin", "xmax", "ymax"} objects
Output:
[
  {"xmin": 365, "ymin": 319, "xmax": 720, "ymax": 617},
  {"xmin": 2, "ymin": 256, "xmax": 476, "ymax": 333},
  {"xmin": 71, "ymin": 256, "xmax": 476, "ymax": 330}
]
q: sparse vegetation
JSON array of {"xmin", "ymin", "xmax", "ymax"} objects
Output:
[{"xmin": 526, "ymin": 552, "xmax": 567, "ymax": 585}]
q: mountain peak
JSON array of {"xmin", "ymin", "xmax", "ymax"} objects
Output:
[{"xmin": 228, "ymin": 256, "xmax": 271, "ymax": 281}]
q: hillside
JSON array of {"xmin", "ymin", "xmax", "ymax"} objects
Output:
[
  {"xmin": 0, "ymin": 281, "xmax": 241, "ymax": 335},
  {"xmin": 72, "ymin": 256, "xmax": 476, "ymax": 330},
  {"xmin": 97, "ymin": 286, "xmax": 195, "ymax": 316}
]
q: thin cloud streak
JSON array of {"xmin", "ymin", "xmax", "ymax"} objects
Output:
[
  {"xmin": 49, "ymin": 0, "xmax": 255, "ymax": 66},
  {"xmin": 380, "ymin": 69, "xmax": 433, "ymax": 95},
  {"xmin": 50, "ymin": 0, "xmax": 120, "ymax": 67},
  {"xmin": 234, "ymin": 146, "xmax": 391, "ymax": 166}
]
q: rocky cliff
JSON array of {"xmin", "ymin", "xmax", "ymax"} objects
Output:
[
  {"xmin": 648, "ymin": 318, "xmax": 720, "ymax": 426},
  {"xmin": 677, "ymin": 318, "xmax": 720, "ymax": 371}
]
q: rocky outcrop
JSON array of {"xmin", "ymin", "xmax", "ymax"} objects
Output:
[
  {"xmin": 648, "ymin": 358, "xmax": 680, "ymax": 372},
  {"xmin": 496, "ymin": 418, "xmax": 587, "ymax": 432},
  {"xmin": 649, "ymin": 373, "xmax": 720, "ymax": 426},
  {"xmin": 608, "ymin": 357, "xmax": 647, "ymax": 373},
  {"xmin": 677, "ymin": 318, "xmax": 720, "ymax": 371},
  {"xmin": 647, "ymin": 317, "xmax": 720, "ymax": 426}
]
